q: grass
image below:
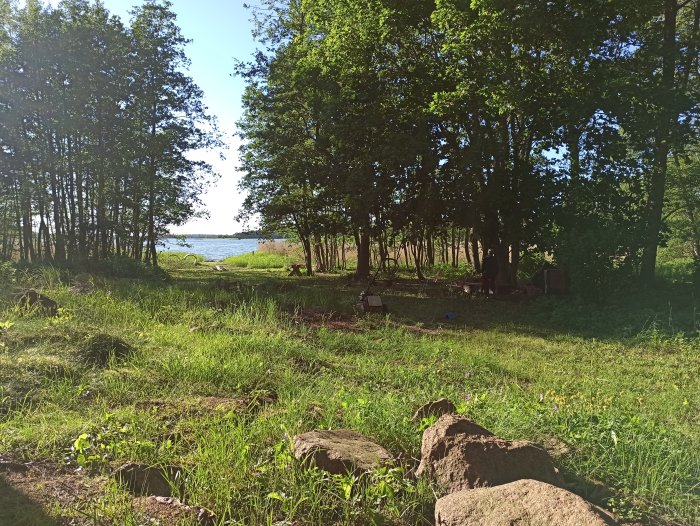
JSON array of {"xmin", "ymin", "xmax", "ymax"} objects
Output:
[
  {"xmin": 0, "ymin": 264, "xmax": 698, "ymax": 525},
  {"xmin": 222, "ymin": 252, "xmax": 292, "ymax": 269},
  {"xmin": 158, "ymin": 251, "xmax": 205, "ymax": 270}
]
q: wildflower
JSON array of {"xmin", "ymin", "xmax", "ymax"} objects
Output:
[
  {"xmin": 538, "ymin": 393, "xmax": 544, "ymax": 403},
  {"xmin": 553, "ymin": 403, "xmax": 559, "ymax": 412},
  {"xmin": 465, "ymin": 392, "xmax": 471, "ymax": 402}
]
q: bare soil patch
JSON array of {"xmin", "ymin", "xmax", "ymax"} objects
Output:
[{"xmin": 0, "ymin": 459, "xmax": 107, "ymax": 525}]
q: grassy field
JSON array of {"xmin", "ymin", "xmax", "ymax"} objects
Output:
[{"xmin": 0, "ymin": 262, "xmax": 698, "ymax": 525}]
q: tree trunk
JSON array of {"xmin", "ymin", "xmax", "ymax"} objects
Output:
[
  {"xmin": 641, "ymin": 0, "xmax": 678, "ymax": 283},
  {"xmin": 302, "ymin": 236, "xmax": 313, "ymax": 276},
  {"xmin": 355, "ymin": 225, "xmax": 371, "ymax": 280},
  {"xmin": 471, "ymin": 234, "xmax": 482, "ymax": 273}
]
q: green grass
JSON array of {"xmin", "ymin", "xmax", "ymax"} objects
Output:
[
  {"xmin": 222, "ymin": 251, "xmax": 292, "ymax": 269},
  {"xmin": 0, "ymin": 264, "xmax": 698, "ymax": 525},
  {"xmin": 157, "ymin": 251, "xmax": 205, "ymax": 270}
]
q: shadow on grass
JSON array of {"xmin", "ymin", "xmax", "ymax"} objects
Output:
[
  {"xmin": 0, "ymin": 475, "xmax": 58, "ymax": 526},
  {"xmin": 110, "ymin": 267, "xmax": 700, "ymax": 344}
]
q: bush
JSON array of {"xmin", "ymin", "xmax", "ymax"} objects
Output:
[
  {"xmin": 426, "ymin": 262, "xmax": 476, "ymax": 280},
  {"xmin": 554, "ymin": 222, "xmax": 640, "ymax": 298},
  {"xmin": 517, "ymin": 252, "xmax": 548, "ymax": 283},
  {"xmin": 0, "ymin": 260, "xmax": 15, "ymax": 287}
]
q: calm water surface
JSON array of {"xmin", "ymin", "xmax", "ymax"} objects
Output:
[{"xmin": 160, "ymin": 237, "xmax": 263, "ymax": 261}]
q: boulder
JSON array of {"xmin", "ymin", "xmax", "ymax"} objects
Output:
[
  {"xmin": 293, "ymin": 429, "xmax": 392, "ymax": 475},
  {"xmin": 435, "ymin": 479, "xmax": 617, "ymax": 526},
  {"xmin": 416, "ymin": 415, "xmax": 493, "ymax": 478},
  {"xmin": 412, "ymin": 399, "xmax": 457, "ymax": 422},
  {"xmin": 418, "ymin": 434, "xmax": 561, "ymax": 492},
  {"xmin": 113, "ymin": 463, "xmax": 184, "ymax": 497}
]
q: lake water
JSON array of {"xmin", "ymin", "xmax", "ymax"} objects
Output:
[{"xmin": 160, "ymin": 237, "xmax": 264, "ymax": 261}]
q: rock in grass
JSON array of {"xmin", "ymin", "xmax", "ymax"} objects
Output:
[
  {"xmin": 416, "ymin": 414, "xmax": 493, "ymax": 472},
  {"xmin": 412, "ymin": 398, "xmax": 457, "ymax": 422},
  {"xmin": 80, "ymin": 334, "xmax": 135, "ymax": 366},
  {"xmin": 416, "ymin": 414, "xmax": 560, "ymax": 492},
  {"xmin": 18, "ymin": 290, "xmax": 58, "ymax": 317},
  {"xmin": 418, "ymin": 436, "xmax": 561, "ymax": 493},
  {"xmin": 293, "ymin": 429, "xmax": 393, "ymax": 475},
  {"xmin": 435, "ymin": 479, "xmax": 618, "ymax": 526},
  {"xmin": 114, "ymin": 463, "xmax": 184, "ymax": 497}
]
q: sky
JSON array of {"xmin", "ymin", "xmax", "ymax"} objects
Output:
[{"xmin": 31, "ymin": 0, "xmax": 260, "ymax": 235}]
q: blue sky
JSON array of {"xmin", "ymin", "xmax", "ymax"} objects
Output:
[{"xmin": 32, "ymin": 0, "xmax": 259, "ymax": 234}]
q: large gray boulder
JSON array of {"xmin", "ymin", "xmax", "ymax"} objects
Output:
[
  {"xmin": 293, "ymin": 429, "xmax": 392, "ymax": 475},
  {"xmin": 435, "ymin": 479, "xmax": 618, "ymax": 526}
]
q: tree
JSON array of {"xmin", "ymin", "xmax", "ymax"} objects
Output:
[
  {"xmin": 129, "ymin": 0, "xmax": 219, "ymax": 267},
  {"xmin": 0, "ymin": 0, "xmax": 217, "ymax": 265},
  {"xmin": 625, "ymin": 0, "xmax": 700, "ymax": 282}
]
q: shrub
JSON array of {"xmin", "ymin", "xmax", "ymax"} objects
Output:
[
  {"xmin": 554, "ymin": 221, "xmax": 640, "ymax": 298},
  {"xmin": 0, "ymin": 260, "xmax": 15, "ymax": 287},
  {"xmin": 517, "ymin": 252, "xmax": 548, "ymax": 283},
  {"xmin": 426, "ymin": 262, "xmax": 476, "ymax": 280}
]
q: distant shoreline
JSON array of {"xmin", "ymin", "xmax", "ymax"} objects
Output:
[{"xmin": 165, "ymin": 233, "xmax": 287, "ymax": 240}]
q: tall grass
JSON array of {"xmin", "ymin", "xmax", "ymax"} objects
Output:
[
  {"xmin": 223, "ymin": 251, "xmax": 291, "ymax": 269},
  {"xmin": 157, "ymin": 251, "xmax": 204, "ymax": 269},
  {"xmin": 0, "ymin": 266, "xmax": 698, "ymax": 525}
]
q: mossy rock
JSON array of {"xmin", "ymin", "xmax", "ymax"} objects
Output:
[{"xmin": 80, "ymin": 334, "xmax": 135, "ymax": 366}]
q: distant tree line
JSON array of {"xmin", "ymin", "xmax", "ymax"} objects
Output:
[
  {"xmin": 0, "ymin": 0, "xmax": 218, "ymax": 267},
  {"xmin": 237, "ymin": 0, "xmax": 700, "ymax": 287}
]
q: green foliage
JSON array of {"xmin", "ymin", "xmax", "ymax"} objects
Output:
[
  {"xmin": 157, "ymin": 251, "xmax": 204, "ymax": 270},
  {"xmin": 237, "ymin": 0, "xmax": 700, "ymax": 285},
  {"xmin": 517, "ymin": 252, "xmax": 548, "ymax": 283},
  {"xmin": 555, "ymin": 217, "xmax": 641, "ymax": 297},
  {"xmin": 665, "ymin": 150, "xmax": 700, "ymax": 274},
  {"xmin": 0, "ymin": 0, "xmax": 219, "ymax": 266},
  {"xmin": 426, "ymin": 263, "xmax": 476, "ymax": 281},
  {"xmin": 14, "ymin": 264, "xmax": 69, "ymax": 290},
  {"xmin": 68, "ymin": 414, "xmax": 162, "ymax": 468},
  {"xmin": 657, "ymin": 251, "xmax": 697, "ymax": 285},
  {"xmin": 223, "ymin": 252, "xmax": 291, "ymax": 269},
  {"xmin": 0, "ymin": 260, "xmax": 15, "ymax": 288}
]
